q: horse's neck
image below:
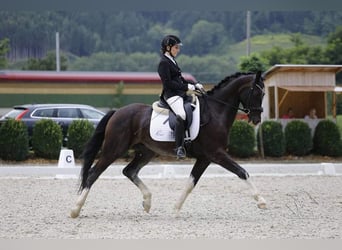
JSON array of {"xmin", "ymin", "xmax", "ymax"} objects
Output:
[
  {"xmin": 208, "ymin": 77, "xmax": 247, "ymax": 124},
  {"xmin": 211, "ymin": 78, "xmax": 242, "ymax": 108},
  {"xmin": 200, "ymin": 75, "xmax": 253, "ymax": 132}
]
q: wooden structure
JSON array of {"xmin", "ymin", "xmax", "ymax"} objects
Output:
[{"xmin": 262, "ymin": 64, "xmax": 342, "ymax": 121}]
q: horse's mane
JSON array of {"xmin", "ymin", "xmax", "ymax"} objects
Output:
[{"xmin": 207, "ymin": 72, "xmax": 254, "ymax": 95}]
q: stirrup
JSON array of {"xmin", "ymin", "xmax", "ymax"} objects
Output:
[{"xmin": 176, "ymin": 146, "xmax": 186, "ymax": 159}]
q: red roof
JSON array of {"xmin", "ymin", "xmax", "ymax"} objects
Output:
[{"xmin": 0, "ymin": 70, "xmax": 197, "ymax": 83}]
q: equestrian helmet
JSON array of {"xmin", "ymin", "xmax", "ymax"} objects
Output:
[{"xmin": 161, "ymin": 35, "xmax": 182, "ymax": 52}]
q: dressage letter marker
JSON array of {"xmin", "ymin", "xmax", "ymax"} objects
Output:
[
  {"xmin": 56, "ymin": 149, "xmax": 76, "ymax": 179},
  {"xmin": 58, "ymin": 149, "xmax": 75, "ymax": 168}
]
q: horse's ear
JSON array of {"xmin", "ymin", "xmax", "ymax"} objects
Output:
[{"xmin": 253, "ymin": 71, "xmax": 262, "ymax": 87}]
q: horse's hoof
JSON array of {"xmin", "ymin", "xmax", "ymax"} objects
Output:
[
  {"xmin": 173, "ymin": 205, "xmax": 182, "ymax": 218},
  {"xmin": 142, "ymin": 201, "xmax": 151, "ymax": 213},
  {"xmin": 257, "ymin": 202, "xmax": 267, "ymax": 209},
  {"xmin": 142, "ymin": 193, "xmax": 152, "ymax": 213},
  {"xmin": 254, "ymin": 195, "xmax": 267, "ymax": 209},
  {"xmin": 70, "ymin": 208, "xmax": 80, "ymax": 218}
]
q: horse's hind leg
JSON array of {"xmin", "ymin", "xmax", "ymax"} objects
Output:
[
  {"xmin": 122, "ymin": 144, "xmax": 156, "ymax": 213},
  {"xmin": 70, "ymin": 187, "xmax": 90, "ymax": 218},
  {"xmin": 70, "ymin": 155, "xmax": 117, "ymax": 218}
]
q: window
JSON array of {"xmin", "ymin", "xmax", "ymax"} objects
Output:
[
  {"xmin": 57, "ymin": 108, "xmax": 79, "ymax": 118},
  {"xmin": 80, "ymin": 109, "xmax": 104, "ymax": 119},
  {"xmin": 32, "ymin": 108, "xmax": 55, "ymax": 118},
  {"xmin": 2, "ymin": 109, "xmax": 26, "ymax": 119}
]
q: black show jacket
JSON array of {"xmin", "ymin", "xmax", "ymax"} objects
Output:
[{"xmin": 158, "ymin": 55, "xmax": 194, "ymax": 99}]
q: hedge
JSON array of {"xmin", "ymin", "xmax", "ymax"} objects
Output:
[{"xmin": 0, "ymin": 119, "xmax": 29, "ymax": 161}]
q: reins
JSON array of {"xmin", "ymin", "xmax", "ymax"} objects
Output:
[
  {"xmin": 204, "ymin": 93, "xmax": 250, "ymax": 114},
  {"xmin": 199, "ymin": 72, "xmax": 264, "ymax": 114},
  {"xmin": 198, "ymin": 85, "xmax": 258, "ymax": 115}
]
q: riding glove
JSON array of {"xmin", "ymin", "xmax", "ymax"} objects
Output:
[
  {"xmin": 188, "ymin": 84, "xmax": 196, "ymax": 91},
  {"xmin": 195, "ymin": 83, "xmax": 204, "ymax": 90}
]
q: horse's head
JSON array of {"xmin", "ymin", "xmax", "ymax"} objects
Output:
[
  {"xmin": 206, "ymin": 72, "xmax": 265, "ymax": 125},
  {"xmin": 239, "ymin": 71, "xmax": 265, "ymax": 125}
]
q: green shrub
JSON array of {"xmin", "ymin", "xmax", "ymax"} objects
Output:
[
  {"xmin": 228, "ymin": 120, "xmax": 256, "ymax": 158},
  {"xmin": 285, "ymin": 120, "xmax": 313, "ymax": 156},
  {"xmin": 31, "ymin": 119, "xmax": 63, "ymax": 159},
  {"xmin": 67, "ymin": 119, "xmax": 95, "ymax": 158},
  {"xmin": 257, "ymin": 120, "xmax": 285, "ymax": 157},
  {"xmin": 0, "ymin": 119, "xmax": 29, "ymax": 161},
  {"xmin": 313, "ymin": 119, "xmax": 342, "ymax": 156}
]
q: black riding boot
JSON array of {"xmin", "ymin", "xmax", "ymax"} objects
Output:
[{"xmin": 175, "ymin": 115, "xmax": 186, "ymax": 159}]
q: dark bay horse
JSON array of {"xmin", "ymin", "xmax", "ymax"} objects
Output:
[{"xmin": 70, "ymin": 71, "xmax": 266, "ymax": 218}]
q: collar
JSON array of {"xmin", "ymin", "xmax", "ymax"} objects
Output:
[{"xmin": 164, "ymin": 53, "xmax": 177, "ymax": 65}]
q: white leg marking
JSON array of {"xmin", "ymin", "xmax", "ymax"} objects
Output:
[
  {"xmin": 245, "ymin": 178, "xmax": 267, "ymax": 209},
  {"xmin": 174, "ymin": 176, "xmax": 195, "ymax": 216},
  {"xmin": 70, "ymin": 188, "xmax": 90, "ymax": 218},
  {"xmin": 137, "ymin": 182, "xmax": 152, "ymax": 213}
]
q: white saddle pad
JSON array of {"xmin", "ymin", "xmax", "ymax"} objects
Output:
[{"xmin": 149, "ymin": 96, "xmax": 200, "ymax": 142}]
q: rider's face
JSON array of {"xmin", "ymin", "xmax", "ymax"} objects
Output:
[{"xmin": 170, "ymin": 44, "xmax": 180, "ymax": 57}]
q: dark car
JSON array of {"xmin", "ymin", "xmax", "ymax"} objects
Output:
[{"xmin": 0, "ymin": 104, "xmax": 105, "ymax": 144}]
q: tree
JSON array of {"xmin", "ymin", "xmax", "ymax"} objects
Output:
[
  {"xmin": 260, "ymin": 39, "xmax": 327, "ymax": 67},
  {"xmin": 325, "ymin": 26, "xmax": 342, "ymax": 83},
  {"xmin": 0, "ymin": 38, "xmax": 10, "ymax": 68},
  {"xmin": 184, "ymin": 20, "xmax": 227, "ymax": 55},
  {"xmin": 179, "ymin": 54, "xmax": 236, "ymax": 83},
  {"xmin": 238, "ymin": 53, "xmax": 267, "ymax": 73},
  {"xmin": 325, "ymin": 26, "xmax": 342, "ymax": 64},
  {"xmin": 22, "ymin": 51, "xmax": 68, "ymax": 70}
]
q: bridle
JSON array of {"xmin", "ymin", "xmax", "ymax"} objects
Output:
[
  {"xmin": 202, "ymin": 73, "xmax": 265, "ymax": 115},
  {"xmin": 243, "ymin": 78, "xmax": 265, "ymax": 114}
]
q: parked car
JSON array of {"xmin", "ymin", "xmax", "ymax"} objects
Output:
[{"xmin": 0, "ymin": 104, "xmax": 105, "ymax": 144}]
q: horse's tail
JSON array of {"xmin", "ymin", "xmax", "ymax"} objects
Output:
[{"xmin": 79, "ymin": 109, "xmax": 116, "ymax": 192}]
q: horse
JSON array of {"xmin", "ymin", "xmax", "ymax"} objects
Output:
[{"xmin": 70, "ymin": 71, "xmax": 266, "ymax": 218}]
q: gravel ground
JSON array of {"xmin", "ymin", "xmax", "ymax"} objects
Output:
[{"xmin": 0, "ymin": 175, "xmax": 341, "ymax": 239}]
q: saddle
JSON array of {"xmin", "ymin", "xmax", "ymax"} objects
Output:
[
  {"xmin": 152, "ymin": 95, "xmax": 195, "ymax": 131},
  {"xmin": 150, "ymin": 94, "xmax": 200, "ymax": 142}
]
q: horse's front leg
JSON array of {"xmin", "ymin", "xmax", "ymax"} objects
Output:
[
  {"xmin": 245, "ymin": 178, "xmax": 267, "ymax": 209},
  {"xmin": 122, "ymin": 146, "xmax": 155, "ymax": 213},
  {"xmin": 211, "ymin": 149, "xmax": 267, "ymax": 209},
  {"xmin": 174, "ymin": 158, "xmax": 210, "ymax": 216}
]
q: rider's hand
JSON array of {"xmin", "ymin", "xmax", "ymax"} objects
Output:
[
  {"xmin": 195, "ymin": 83, "xmax": 204, "ymax": 90},
  {"xmin": 187, "ymin": 84, "xmax": 196, "ymax": 91}
]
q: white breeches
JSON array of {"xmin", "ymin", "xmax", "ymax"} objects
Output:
[{"xmin": 166, "ymin": 96, "xmax": 186, "ymax": 120}]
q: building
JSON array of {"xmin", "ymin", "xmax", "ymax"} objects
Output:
[
  {"xmin": 0, "ymin": 70, "xmax": 197, "ymax": 109},
  {"xmin": 263, "ymin": 64, "xmax": 342, "ymax": 120},
  {"xmin": 262, "ymin": 64, "xmax": 342, "ymax": 133}
]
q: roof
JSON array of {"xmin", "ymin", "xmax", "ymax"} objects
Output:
[
  {"xmin": 0, "ymin": 70, "xmax": 197, "ymax": 83},
  {"xmin": 264, "ymin": 64, "xmax": 342, "ymax": 78},
  {"xmin": 14, "ymin": 103, "xmax": 97, "ymax": 109}
]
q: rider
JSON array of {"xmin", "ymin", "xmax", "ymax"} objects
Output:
[{"xmin": 158, "ymin": 34, "xmax": 203, "ymax": 159}]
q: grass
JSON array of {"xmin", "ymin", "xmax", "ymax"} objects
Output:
[{"xmin": 227, "ymin": 33, "xmax": 325, "ymax": 59}]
